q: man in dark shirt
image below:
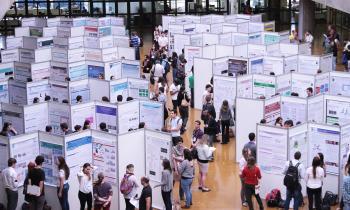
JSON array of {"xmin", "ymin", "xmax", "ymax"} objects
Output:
[
  {"xmin": 28, "ymin": 155, "xmax": 46, "ymax": 210},
  {"xmin": 139, "ymin": 177, "xmax": 152, "ymax": 210}
]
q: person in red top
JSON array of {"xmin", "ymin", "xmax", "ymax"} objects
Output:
[{"xmin": 241, "ymin": 156, "xmax": 264, "ymax": 210}]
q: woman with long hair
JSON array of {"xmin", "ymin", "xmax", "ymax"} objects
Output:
[
  {"xmin": 317, "ymin": 152, "xmax": 326, "ymax": 177},
  {"xmin": 83, "ymin": 120, "xmax": 91, "ymax": 130},
  {"xmin": 274, "ymin": 117, "xmax": 283, "ymax": 127},
  {"xmin": 196, "ymin": 135, "xmax": 213, "ymax": 192},
  {"xmin": 57, "ymin": 156, "xmax": 70, "ymax": 210},
  {"xmin": 178, "ymin": 149, "xmax": 195, "ymax": 209},
  {"xmin": 219, "ymin": 100, "xmax": 232, "ymax": 144},
  {"xmin": 77, "ymin": 163, "xmax": 94, "ymax": 210},
  {"xmin": 305, "ymin": 157, "xmax": 324, "ymax": 210},
  {"xmin": 0, "ymin": 122, "xmax": 17, "ymax": 137},
  {"xmin": 241, "ymin": 156, "xmax": 263, "ymax": 210},
  {"xmin": 239, "ymin": 148, "xmax": 249, "ymax": 207},
  {"xmin": 154, "ymin": 159, "xmax": 173, "ymax": 210}
]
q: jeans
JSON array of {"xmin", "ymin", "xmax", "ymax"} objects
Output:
[
  {"xmin": 190, "ymin": 88, "xmax": 194, "ymax": 108},
  {"xmin": 5, "ymin": 188, "xmax": 18, "ymax": 210},
  {"xmin": 181, "ymin": 178, "xmax": 193, "ymax": 207},
  {"xmin": 29, "ymin": 195, "xmax": 45, "ymax": 210},
  {"xmin": 208, "ymin": 134, "xmax": 215, "ymax": 147},
  {"xmin": 245, "ymin": 184, "xmax": 264, "ymax": 210},
  {"xmin": 57, "ymin": 183, "xmax": 70, "ymax": 210},
  {"xmin": 284, "ymin": 186, "xmax": 301, "ymax": 210},
  {"xmin": 173, "ymin": 68, "xmax": 178, "ymax": 80},
  {"xmin": 344, "ymin": 202, "xmax": 350, "ymax": 210},
  {"xmin": 307, "ymin": 187, "xmax": 322, "ymax": 210},
  {"xmin": 161, "ymin": 190, "xmax": 172, "ymax": 210},
  {"xmin": 124, "ymin": 198, "xmax": 135, "ymax": 210},
  {"xmin": 221, "ymin": 120, "xmax": 230, "ymax": 143},
  {"xmin": 240, "ymin": 177, "xmax": 246, "ymax": 203},
  {"xmin": 172, "ymin": 100, "xmax": 178, "ymax": 111},
  {"xmin": 135, "ymin": 47, "xmax": 140, "ymax": 60},
  {"xmin": 78, "ymin": 191, "xmax": 92, "ymax": 210},
  {"xmin": 179, "ymin": 106, "xmax": 188, "ymax": 130}
]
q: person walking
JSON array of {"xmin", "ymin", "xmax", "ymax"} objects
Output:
[
  {"xmin": 196, "ymin": 134, "xmax": 214, "ymax": 192},
  {"xmin": 243, "ymin": 133, "xmax": 257, "ymax": 159},
  {"xmin": 77, "ymin": 163, "xmax": 94, "ymax": 210},
  {"xmin": 28, "ymin": 155, "xmax": 46, "ymax": 210},
  {"xmin": 2, "ymin": 158, "xmax": 19, "ymax": 210},
  {"xmin": 178, "ymin": 149, "xmax": 195, "ymax": 209},
  {"xmin": 57, "ymin": 156, "xmax": 70, "ymax": 210},
  {"xmin": 239, "ymin": 148, "xmax": 249, "ymax": 207},
  {"xmin": 191, "ymin": 120, "xmax": 204, "ymax": 147},
  {"xmin": 219, "ymin": 100, "xmax": 233, "ymax": 144},
  {"xmin": 130, "ymin": 32, "xmax": 141, "ymax": 60},
  {"xmin": 121, "ymin": 164, "xmax": 139, "ymax": 210},
  {"xmin": 241, "ymin": 156, "xmax": 264, "ymax": 210},
  {"xmin": 154, "ymin": 159, "xmax": 173, "ymax": 210},
  {"xmin": 305, "ymin": 157, "xmax": 324, "ymax": 210},
  {"xmin": 93, "ymin": 172, "xmax": 113, "ymax": 210}
]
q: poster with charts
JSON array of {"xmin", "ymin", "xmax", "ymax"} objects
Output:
[
  {"xmin": 27, "ymin": 83, "xmax": 51, "ymax": 105},
  {"xmin": 140, "ymin": 101, "xmax": 163, "ymax": 131},
  {"xmin": 88, "ymin": 65, "xmax": 104, "ymax": 78},
  {"xmin": 49, "ymin": 104, "xmax": 70, "ymax": 135},
  {"xmin": 118, "ymin": 101, "xmax": 139, "ymax": 133},
  {"xmin": 50, "ymin": 82, "xmax": 68, "ymax": 103},
  {"xmin": 110, "ymin": 81, "xmax": 128, "ymax": 103},
  {"xmin": 121, "ymin": 63, "xmax": 140, "ymax": 78},
  {"xmin": 250, "ymin": 58, "xmax": 264, "ymax": 74},
  {"xmin": 65, "ymin": 136, "xmax": 92, "ymax": 176},
  {"xmin": 308, "ymin": 126, "xmax": 340, "ymax": 175},
  {"xmin": 92, "ymin": 137, "xmax": 117, "ymax": 183},
  {"xmin": 0, "ymin": 82, "xmax": 9, "ymax": 103},
  {"xmin": 308, "ymin": 96, "xmax": 324, "ymax": 123},
  {"xmin": 228, "ymin": 59, "xmax": 247, "ymax": 77},
  {"xmin": 40, "ymin": 141, "xmax": 63, "ymax": 186},
  {"xmin": 281, "ymin": 101, "xmax": 307, "ymax": 124},
  {"xmin": 69, "ymin": 64, "xmax": 88, "ymax": 81},
  {"xmin": 340, "ymin": 125, "xmax": 350, "ymax": 173},
  {"xmin": 291, "ymin": 75, "xmax": 314, "ymax": 98},
  {"xmin": 128, "ymin": 79, "xmax": 149, "ymax": 99},
  {"xmin": 11, "ymin": 136, "xmax": 39, "ymax": 186},
  {"xmin": 69, "ymin": 82, "xmax": 90, "ymax": 104},
  {"xmin": 237, "ymin": 76, "xmax": 252, "ymax": 98},
  {"xmin": 276, "ymin": 74, "xmax": 291, "ymax": 96},
  {"xmin": 257, "ymin": 127, "xmax": 287, "ymax": 174},
  {"xmin": 264, "ymin": 100, "xmax": 281, "ymax": 124},
  {"xmin": 298, "ymin": 56, "xmax": 319, "ymax": 74},
  {"xmin": 71, "ymin": 104, "xmax": 95, "ymax": 128},
  {"xmin": 326, "ymin": 100, "xmax": 350, "ymax": 126},
  {"xmin": 330, "ymin": 76, "xmax": 350, "ymax": 97},
  {"xmin": 289, "ymin": 131, "xmax": 308, "ymax": 166},
  {"xmin": 145, "ymin": 135, "xmax": 171, "ymax": 182},
  {"xmin": 95, "ymin": 105, "xmax": 117, "ymax": 134},
  {"xmin": 185, "ymin": 47, "xmax": 202, "ymax": 72},
  {"xmin": 253, "ymin": 77, "xmax": 275, "ymax": 98},
  {"xmin": 315, "ymin": 73, "xmax": 330, "ymax": 94},
  {"xmin": 213, "ymin": 76, "xmax": 236, "ymax": 119}
]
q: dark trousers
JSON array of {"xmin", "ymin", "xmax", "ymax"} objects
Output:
[
  {"xmin": 57, "ymin": 183, "xmax": 70, "ymax": 210},
  {"xmin": 221, "ymin": 120, "xmax": 230, "ymax": 143},
  {"xmin": 284, "ymin": 185, "xmax": 302, "ymax": 210},
  {"xmin": 245, "ymin": 184, "xmax": 263, "ymax": 210},
  {"xmin": 307, "ymin": 187, "xmax": 322, "ymax": 210},
  {"xmin": 135, "ymin": 47, "xmax": 140, "ymax": 60},
  {"xmin": 78, "ymin": 191, "xmax": 92, "ymax": 210},
  {"xmin": 94, "ymin": 203, "xmax": 111, "ymax": 210},
  {"xmin": 125, "ymin": 198, "xmax": 135, "ymax": 210},
  {"xmin": 179, "ymin": 106, "xmax": 189, "ymax": 130},
  {"xmin": 29, "ymin": 195, "xmax": 45, "ymax": 210},
  {"xmin": 161, "ymin": 190, "xmax": 172, "ymax": 210},
  {"xmin": 190, "ymin": 88, "xmax": 194, "ymax": 108},
  {"xmin": 172, "ymin": 100, "xmax": 178, "ymax": 111},
  {"xmin": 5, "ymin": 188, "xmax": 18, "ymax": 210}
]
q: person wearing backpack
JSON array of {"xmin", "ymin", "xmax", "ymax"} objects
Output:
[
  {"xmin": 282, "ymin": 151, "xmax": 305, "ymax": 210},
  {"xmin": 121, "ymin": 164, "xmax": 139, "ymax": 210}
]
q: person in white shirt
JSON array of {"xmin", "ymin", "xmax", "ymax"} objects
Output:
[
  {"xmin": 153, "ymin": 60, "xmax": 164, "ymax": 80},
  {"xmin": 304, "ymin": 31, "xmax": 314, "ymax": 54},
  {"xmin": 122, "ymin": 164, "xmax": 139, "ymax": 210},
  {"xmin": 170, "ymin": 80, "xmax": 180, "ymax": 111},
  {"xmin": 202, "ymin": 84, "xmax": 212, "ymax": 105},
  {"xmin": 167, "ymin": 109, "xmax": 182, "ymax": 145},
  {"xmin": 2, "ymin": 158, "xmax": 19, "ymax": 210},
  {"xmin": 158, "ymin": 32, "xmax": 168, "ymax": 50},
  {"xmin": 196, "ymin": 134, "xmax": 214, "ymax": 192},
  {"xmin": 305, "ymin": 156, "xmax": 324, "ymax": 210},
  {"xmin": 239, "ymin": 148, "xmax": 249, "ymax": 207},
  {"xmin": 77, "ymin": 163, "xmax": 95, "ymax": 210},
  {"xmin": 56, "ymin": 156, "xmax": 70, "ymax": 210}
]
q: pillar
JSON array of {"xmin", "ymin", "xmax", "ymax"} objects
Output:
[{"xmin": 298, "ymin": 0, "xmax": 315, "ymax": 40}]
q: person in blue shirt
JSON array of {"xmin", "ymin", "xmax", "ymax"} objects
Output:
[{"xmin": 130, "ymin": 32, "xmax": 141, "ymax": 60}]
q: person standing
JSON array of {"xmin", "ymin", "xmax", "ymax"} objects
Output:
[
  {"xmin": 178, "ymin": 149, "xmax": 195, "ymax": 209},
  {"xmin": 243, "ymin": 133, "xmax": 257, "ymax": 159},
  {"xmin": 188, "ymin": 68, "xmax": 194, "ymax": 108},
  {"xmin": 204, "ymin": 112, "xmax": 217, "ymax": 149},
  {"xmin": 171, "ymin": 52, "xmax": 179, "ymax": 80},
  {"xmin": 191, "ymin": 120, "xmax": 204, "ymax": 147},
  {"xmin": 172, "ymin": 137, "xmax": 185, "ymax": 201},
  {"xmin": 28, "ymin": 155, "xmax": 46, "ymax": 210},
  {"xmin": 177, "ymin": 86, "xmax": 190, "ymax": 134},
  {"xmin": 77, "ymin": 163, "xmax": 94, "ymax": 210},
  {"xmin": 57, "ymin": 156, "xmax": 70, "ymax": 210},
  {"xmin": 283, "ymin": 151, "xmax": 304, "ymax": 210},
  {"xmin": 239, "ymin": 149, "xmax": 249, "ymax": 207},
  {"xmin": 342, "ymin": 166, "xmax": 350, "ymax": 210},
  {"xmin": 130, "ymin": 31, "xmax": 141, "ymax": 60},
  {"xmin": 241, "ymin": 156, "xmax": 264, "ymax": 210},
  {"xmin": 122, "ymin": 164, "xmax": 139, "ymax": 210},
  {"xmin": 154, "ymin": 159, "xmax": 173, "ymax": 210},
  {"xmin": 168, "ymin": 109, "xmax": 183, "ymax": 145},
  {"xmin": 196, "ymin": 135, "xmax": 213, "ymax": 192},
  {"xmin": 304, "ymin": 31, "xmax": 314, "ymax": 54},
  {"xmin": 219, "ymin": 100, "xmax": 233, "ymax": 144},
  {"xmin": 0, "ymin": 122, "xmax": 17, "ymax": 137},
  {"xmin": 202, "ymin": 85, "xmax": 213, "ymax": 105},
  {"xmin": 93, "ymin": 172, "xmax": 113, "ymax": 210},
  {"xmin": 2, "ymin": 158, "xmax": 18, "ymax": 210},
  {"xmin": 305, "ymin": 157, "xmax": 324, "ymax": 210},
  {"xmin": 170, "ymin": 80, "xmax": 180, "ymax": 111},
  {"xmin": 139, "ymin": 177, "xmax": 152, "ymax": 210}
]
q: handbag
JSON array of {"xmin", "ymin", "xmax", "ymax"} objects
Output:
[{"xmin": 181, "ymin": 93, "xmax": 189, "ymax": 107}]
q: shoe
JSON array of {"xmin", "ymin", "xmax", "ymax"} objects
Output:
[
  {"xmin": 202, "ymin": 188, "xmax": 211, "ymax": 192},
  {"xmin": 221, "ymin": 142, "xmax": 227, "ymax": 144},
  {"xmin": 198, "ymin": 186, "xmax": 202, "ymax": 190},
  {"xmin": 182, "ymin": 205, "xmax": 190, "ymax": 209},
  {"xmin": 180, "ymin": 197, "xmax": 185, "ymax": 201},
  {"xmin": 242, "ymin": 202, "xmax": 248, "ymax": 207}
]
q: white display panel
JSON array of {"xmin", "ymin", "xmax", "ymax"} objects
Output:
[
  {"xmin": 70, "ymin": 102, "xmax": 96, "ymax": 129},
  {"xmin": 0, "ymin": 137, "xmax": 9, "ymax": 171},
  {"xmin": 330, "ymin": 72, "xmax": 350, "ymax": 97},
  {"xmin": 121, "ymin": 60, "xmax": 140, "ymax": 78},
  {"xmin": 249, "ymin": 57, "xmax": 264, "ymax": 74},
  {"xmin": 9, "ymin": 80, "xmax": 27, "ymax": 105},
  {"xmin": 184, "ymin": 45, "xmax": 203, "ymax": 73},
  {"xmin": 276, "ymin": 73, "xmax": 291, "ymax": 96},
  {"xmin": 0, "ymin": 80, "xmax": 9, "ymax": 103},
  {"xmin": 26, "ymin": 80, "xmax": 51, "ymax": 105},
  {"xmin": 69, "ymin": 79, "xmax": 90, "ymax": 104},
  {"xmin": 48, "ymin": 102, "xmax": 71, "ymax": 135},
  {"xmin": 298, "ymin": 55, "xmax": 320, "ymax": 75},
  {"xmin": 263, "ymin": 56, "xmax": 284, "ymax": 75},
  {"xmin": 252, "ymin": 74, "xmax": 276, "ymax": 99},
  {"xmin": 193, "ymin": 57, "xmax": 212, "ymax": 109},
  {"xmin": 320, "ymin": 54, "xmax": 333, "ymax": 73},
  {"xmin": 315, "ymin": 72, "xmax": 330, "ymax": 94},
  {"xmin": 24, "ymin": 103, "xmax": 49, "ymax": 133},
  {"xmin": 264, "ymin": 96, "xmax": 281, "ymax": 124},
  {"xmin": 228, "ymin": 58, "xmax": 248, "ymax": 77},
  {"xmin": 340, "ymin": 124, "xmax": 350, "ymax": 199},
  {"xmin": 139, "ymin": 101, "xmax": 163, "ymax": 131},
  {"xmin": 128, "ymin": 78, "xmax": 149, "ymax": 100},
  {"xmin": 280, "ymin": 96, "xmax": 307, "ymax": 124},
  {"xmin": 212, "ymin": 57, "xmax": 229, "ymax": 76},
  {"xmin": 291, "ymin": 73, "xmax": 314, "ymax": 98},
  {"xmin": 326, "ymin": 99, "xmax": 350, "ymax": 125},
  {"xmin": 109, "ymin": 78, "xmax": 128, "ymax": 103},
  {"xmin": 288, "ymin": 123, "xmax": 308, "ymax": 166},
  {"xmin": 118, "ymin": 100, "xmax": 140, "ymax": 134},
  {"xmin": 95, "ymin": 102, "xmax": 118, "ymax": 134},
  {"xmin": 213, "ymin": 76, "xmax": 236, "ymax": 119},
  {"xmin": 308, "ymin": 124, "xmax": 340, "ymax": 175},
  {"xmin": 173, "ymin": 34, "xmax": 190, "ymax": 55},
  {"xmin": 284, "ymin": 55, "xmax": 298, "ymax": 73},
  {"xmin": 307, "ymin": 95, "xmax": 324, "ymax": 123},
  {"xmin": 236, "ymin": 75, "xmax": 253, "ymax": 98},
  {"xmin": 105, "ymin": 61, "xmax": 122, "ymax": 80}
]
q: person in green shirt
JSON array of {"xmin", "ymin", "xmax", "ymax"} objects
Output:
[{"xmin": 188, "ymin": 67, "xmax": 194, "ymax": 108}]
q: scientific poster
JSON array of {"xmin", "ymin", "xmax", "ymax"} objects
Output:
[
  {"xmin": 92, "ymin": 137, "xmax": 117, "ymax": 183},
  {"xmin": 308, "ymin": 126, "xmax": 340, "ymax": 175},
  {"xmin": 237, "ymin": 76, "xmax": 253, "ymax": 98},
  {"xmin": 326, "ymin": 100, "xmax": 350, "ymax": 125},
  {"xmin": 257, "ymin": 127, "xmax": 287, "ymax": 174},
  {"xmin": 291, "ymin": 75, "xmax": 314, "ymax": 98},
  {"xmin": 140, "ymin": 101, "xmax": 163, "ymax": 130},
  {"xmin": 330, "ymin": 76, "xmax": 350, "ymax": 96},
  {"xmin": 281, "ymin": 101, "xmax": 307, "ymax": 124},
  {"xmin": 263, "ymin": 57, "xmax": 284, "ymax": 75},
  {"xmin": 65, "ymin": 136, "xmax": 92, "ymax": 175},
  {"xmin": 264, "ymin": 34, "xmax": 280, "ymax": 45},
  {"xmin": 276, "ymin": 74, "xmax": 291, "ymax": 96},
  {"xmin": 69, "ymin": 64, "xmax": 88, "ymax": 81},
  {"xmin": 24, "ymin": 104, "xmax": 49, "ymax": 133},
  {"xmin": 71, "ymin": 104, "xmax": 95, "ymax": 128},
  {"xmin": 185, "ymin": 47, "xmax": 202, "ymax": 72},
  {"xmin": 40, "ymin": 141, "xmax": 63, "ymax": 186},
  {"xmin": 118, "ymin": 101, "xmax": 139, "ymax": 133},
  {"xmin": 49, "ymin": 104, "xmax": 70, "ymax": 135},
  {"xmin": 128, "ymin": 79, "xmax": 149, "ymax": 99},
  {"xmin": 264, "ymin": 100, "xmax": 281, "ymax": 124},
  {"xmin": 88, "ymin": 65, "xmax": 104, "ymax": 78},
  {"xmin": 27, "ymin": 82, "xmax": 51, "ymax": 105},
  {"xmin": 253, "ymin": 76, "xmax": 276, "ymax": 99},
  {"xmin": 289, "ymin": 131, "xmax": 308, "ymax": 166},
  {"xmin": 95, "ymin": 105, "xmax": 117, "ymax": 134},
  {"xmin": 298, "ymin": 56, "xmax": 319, "ymax": 74},
  {"xmin": 121, "ymin": 63, "xmax": 140, "ymax": 78},
  {"xmin": 0, "ymin": 142, "xmax": 8, "ymax": 170},
  {"xmin": 2, "ymin": 106, "xmax": 24, "ymax": 134},
  {"xmin": 213, "ymin": 76, "xmax": 236, "ymax": 119},
  {"xmin": 0, "ymin": 82, "xmax": 9, "ymax": 103},
  {"xmin": 213, "ymin": 59, "xmax": 228, "ymax": 76},
  {"xmin": 145, "ymin": 135, "xmax": 171, "ymax": 182},
  {"xmin": 308, "ymin": 96, "xmax": 324, "ymax": 123},
  {"xmin": 340, "ymin": 125, "xmax": 350, "ymax": 173},
  {"xmin": 250, "ymin": 58, "xmax": 264, "ymax": 74},
  {"xmin": 110, "ymin": 81, "xmax": 128, "ymax": 103},
  {"xmin": 69, "ymin": 82, "xmax": 90, "ymax": 104},
  {"xmin": 228, "ymin": 59, "xmax": 247, "ymax": 76},
  {"xmin": 108, "ymin": 61, "xmax": 122, "ymax": 79},
  {"xmin": 315, "ymin": 73, "xmax": 330, "ymax": 94}
]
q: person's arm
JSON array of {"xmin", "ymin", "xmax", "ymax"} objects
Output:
[
  {"xmin": 304, "ymin": 169, "xmax": 309, "ymax": 184},
  {"xmin": 256, "ymin": 167, "xmax": 262, "ymax": 179},
  {"xmin": 39, "ymin": 172, "xmax": 45, "ymax": 195},
  {"xmin": 146, "ymin": 196, "xmax": 151, "ymax": 210},
  {"xmin": 154, "ymin": 171, "xmax": 168, "ymax": 188},
  {"xmin": 104, "ymin": 188, "xmax": 113, "ymax": 206},
  {"xmin": 58, "ymin": 174, "xmax": 64, "ymax": 197},
  {"xmin": 177, "ymin": 161, "xmax": 185, "ymax": 175},
  {"xmin": 320, "ymin": 168, "xmax": 325, "ymax": 183},
  {"xmin": 299, "ymin": 164, "xmax": 305, "ymax": 180}
]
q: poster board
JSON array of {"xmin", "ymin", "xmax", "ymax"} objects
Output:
[
  {"xmin": 89, "ymin": 79, "xmax": 110, "ymax": 101},
  {"xmin": 228, "ymin": 57, "xmax": 248, "ymax": 77},
  {"xmin": 194, "ymin": 57, "xmax": 213, "ymax": 109},
  {"xmin": 276, "ymin": 73, "xmax": 292, "ymax": 96},
  {"xmin": 48, "ymin": 102, "xmax": 71, "ymax": 135},
  {"xmin": 2, "ymin": 103, "xmax": 25, "ymax": 134},
  {"xmin": 315, "ymin": 72, "xmax": 330, "ymax": 94},
  {"xmin": 128, "ymin": 78, "xmax": 149, "ymax": 100},
  {"xmin": 26, "ymin": 79, "xmax": 51, "ymax": 105},
  {"xmin": 109, "ymin": 78, "xmax": 128, "ymax": 103},
  {"xmin": 340, "ymin": 124, "xmax": 350, "ymax": 199},
  {"xmin": 68, "ymin": 79, "xmax": 90, "ymax": 104},
  {"xmin": 263, "ymin": 56, "xmax": 284, "ymax": 75},
  {"xmin": 213, "ymin": 76, "xmax": 236, "ymax": 119},
  {"xmin": 307, "ymin": 94, "xmax": 324, "ymax": 123},
  {"xmin": 298, "ymin": 55, "xmax": 320, "ymax": 75},
  {"xmin": 117, "ymin": 47, "xmax": 135, "ymax": 60},
  {"xmin": 252, "ymin": 74, "xmax": 276, "ymax": 99},
  {"xmin": 95, "ymin": 102, "xmax": 118, "ymax": 134},
  {"xmin": 288, "ymin": 123, "xmax": 308, "ymax": 167},
  {"xmin": 264, "ymin": 96, "xmax": 281, "ymax": 124},
  {"xmin": 0, "ymin": 136, "xmax": 9, "ymax": 171},
  {"xmin": 249, "ymin": 57, "xmax": 264, "ymax": 74},
  {"xmin": 215, "ymin": 45, "xmax": 234, "ymax": 58},
  {"xmin": 8, "ymin": 79, "xmax": 27, "ymax": 105},
  {"xmin": 236, "ymin": 74, "xmax": 253, "ymax": 98},
  {"xmin": 184, "ymin": 45, "xmax": 203, "ymax": 73},
  {"xmin": 320, "ymin": 54, "xmax": 333, "ymax": 73},
  {"xmin": 212, "ymin": 57, "xmax": 229, "ymax": 76},
  {"xmin": 0, "ymin": 80, "xmax": 9, "ymax": 103},
  {"xmin": 121, "ymin": 60, "xmax": 140, "ymax": 78},
  {"xmin": 104, "ymin": 60, "xmax": 122, "ymax": 80},
  {"xmin": 139, "ymin": 100, "xmax": 163, "ymax": 131},
  {"xmin": 330, "ymin": 71, "xmax": 350, "ymax": 97},
  {"xmin": 291, "ymin": 73, "xmax": 315, "ymax": 98},
  {"xmin": 325, "ymin": 95, "xmax": 350, "ymax": 126},
  {"xmin": 117, "ymin": 100, "xmax": 140, "ymax": 134},
  {"xmin": 70, "ymin": 102, "xmax": 96, "ymax": 130},
  {"xmin": 280, "ymin": 96, "xmax": 307, "ymax": 124},
  {"xmin": 23, "ymin": 102, "xmax": 49, "ymax": 133},
  {"xmin": 173, "ymin": 34, "xmax": 190, "ymax": 55},
  {"xmin": 284, "ymin": 55, "xmax": 299, "ymax": 73}
]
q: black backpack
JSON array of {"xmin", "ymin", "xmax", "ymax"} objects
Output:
[{"xmin": 283, "ymin": 161, "xmax": 300, "ymax": 190}]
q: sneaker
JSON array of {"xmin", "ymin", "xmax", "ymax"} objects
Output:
[
  {"xmin": 202, "ymin": 188, "xmax": 211, "ymax": 192},
  {"xmin": 182, "ymin": 205, "xmax": 191, "ymax": 209},
  {"xmin": 242, "ymin": 202, "xmax": 248, "ymax": 207}
]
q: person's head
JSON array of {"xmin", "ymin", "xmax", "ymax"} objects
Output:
[
  {"xmin": 159, "ymin": 86, "xmax": 165, "ymax": 94},
  {"xmin": 44, "ymin": 95, "xmax": 51, "ymax": 101},
  {"xmin": 45, "ymin": 125, "xmax": 52, "ymax": 133},
  {"xmin": 35, "ymin": 155, "xmax": 45, "ymax": 166},
  {"xmin": 312, "ymin": 156, "xmax": 321, "ymax": 178},
  {"xmin": 183, "ymin": 149, "xmax": 193, "ymax": 161},
  {"xmin": 76, "ymin": 95, "xmax": 82, "ymax": 103},
  {"xmin": 294, "ymin": 151, "xmax": 301, "ymax": 160},
  {"xmin": 126, "ymin": 164, "xmax": 134, "ymax": 173},
  {"xmin": 62, "ymin": 99, "xmax": 69, "ymax": 104},
  {"xmin": 205, "ymin": 95, "xmax": 212, "ymax": 103},
  {"xmin": 162, "ymin": 159, "xmax": 172, "ymax": 172},
  {"xmin": 248, "ymin": 132, "xmax": 255, "ymax": 141},
  {"xmin": 98, "ymin": 73, "xmax": 104, "ymax": 80},
  {"xmin": 194, "ymin": 120, "xmax": 201, "ymax": 129},
  {"xmin": 205, "ymin": 84, "xmax": 212, "ymax": 92},
  {"xmin": 221, "ymin": 100, "xmax": 229, "ymax": 111},
  {"xmin": 97, "ymin": 172, "xmax": 105, "ymax": 184},
  {"xmin": 305, "ymin": 31, "xmax": 310, "ymax": 36},
  {"xmin": 260, "ymin": 119, "xmax": 266, "ymax": 124},
  {"xmin": 138, "ymin": 122, "xmax": 145, "ymax": 129},
  {"xmin": 60, "ymin": 122, "xmax": 69, "ymax": 132},
  {"xmin": 32, "ymin": 97, "xmax": 39, "ymax": 103},
  {"xmin": 99, "ymin": 122, "xmax": 107, "ymax": 131},
  {"xmin": 126, "ymin": 97, "xmax": 133, "ymax": 101},
  {"xmin": 317, "ymin": 153, "xmax": 324, "ymax": 164},
  {"xmin": 247, "ymin": 156, "xmax": 256, "ymax": 168},
  {"xmin": 269, "ymin": 72, "xmax": 275, "ymax": 76},
  {"xmin": 141, "ymin": 176, "xmax": 150, "ymax": 186},
  {"xmin": 83, "ymin": 120, "xmax": 91, "ymax": 129},
  {"xmin": 296, "ymin": 121, "xmax": 301, "ymax": 125},
  {"xmin": 170, "ymin": 109, "xmax": 177, "ymax": 118},
  {"xmin": 242, "ymin": 148, "xmax": 249, "ymax": 160},
  {"xmin": 306, "ymin": 87, "xmax": 313, "ymax": 97},
  {"xmin": 132, "ymin": 31, "xmax": 137, "ymax": 36},
  {"xmin": 57, "ymin": 156, "xmax": 70, "ymax": 179},
  {"xmin": 176, "ymin": 137, "xmax": 184, "ymax": 147},
  {"xmin": 290, "ymin": 92, "xmax": 299, "ymax": 97},
  {"xmin": 102, "ymin": 96, "xmax": 110, "ymax": 102},
  {"xmin": 117, "ymin": 95, "xmax": 123, "ymax": 102},
  {"xmin": 74, "ymin": 125, "xmax": 82, "ymax": 132},
  {"xmin": 275, "ymin": 117, "xmax": 283, "ymax": 125},
  {"xmin": 284, "ymin": 120, "xmax": 294, "ymax": 128},
  {"xmin": 8, "ymin": 158, "xmax": 16, "ymax": 168},
  {"xmin": 2, "ymin": 122, "xmax": 12, "ymax": 132},
  {"xmin": 110, "ymin": 76, "xmax": 115, "ymax": 80},
  {"xmin": 82, "ymin": 163, "xmax": 92, "ymax": 175}
]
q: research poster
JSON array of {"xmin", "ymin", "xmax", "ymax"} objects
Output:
[
  {"xmin": 281, "ymin": 101, "xmax": 307, "ymax": 124},
  {"xmin": 40, "ymin": 141, "xmax": 63, "ymax": 186},
  {"xmin": 308, "ymin": 126, "xmax": 340, "ymax": 175},
  {"xmin": 9, "ymin": 81, "xmax": 27, "ymax": 105},
  {"xmin": 69, "ymin": 64, "xmax": 88, "ymax": 81},
  {"xmin": 69, "ymin": 82, "xmax": 90, "ymax": 104},
  {"xmin": 118, "ymin": 101, "xmax": 140, "ymax": 133},
  {"xmin": 213, "ymin": 76, "xmax": 236, "ymax": 119},
  {"xmin": 50, "ymin": 82, "xmax": 69, "ymax": 103},
  {"xmin": 213, "ymin": 59, "xmax": 228, "ymax": 76},
  {"xmin": 71, "ymin": 104, "xmax": 95, "ymax": 128},
  {"xmin": 0, "ymin": 82, "xmax": 9, "ymax": 103},
  {"xmin": 264, "ymin": 34, "xmax": 280, "ymax": 45},
  {"xmin": 219, "ymin": 33, "xmax": 232, "ymax": 45},
  {"xmin": 92, "ymin": 137, "xmax": 117, "ymax": 183},
  {"xmin": 263, "ymin": 57, "xmax": 284, "ymax": 75},
  {"xmin": 108, "ymin": 61, "xmax": 122, "ymax": 79},
  {"xmin": 315, "ymin": 73, "xmax": 330, "ymax": 94},
  {"xmin": 185, "ymin": 47, "xmax": 202, "ymax": 72},
  {"xmin": 264, "ymin": 100, "xmax": 281, "ymax": 124},
  {"xmin": 252, "ymin": 76, "xmax": 276, "ymax": 98},
  {"xmin": 257, "ymin": 127, "xmax": 287, "ymax": 174},
  {"xmin": 88, "ymin": 65, "xmax": 104, "ymax": 78},
  {"xmin": 95, "ymin": 105, "xmax": 117, "ymax": 134},
  {"xmin": 340, "ymin": 126, "xmax": 350, "ymax": 173},
  {"xmin": 140, "ymin": 101, "xmax": 163, "ymax": 130},
  {"xmin": 190, "ymin": 35, "xmax": 202, "ymax": 47},
  {"xmin": 11, "ymin": 136, "xmax": 39, "ymax": 185},
  {"xmin": 236, "ymin": 76, "xmax": 253, "ymax": 98},
  {"xmin": 66, "ymin": 136, "xmax": 92, "ymax": 176},
  {"xmin": 250, "ymin": 58, "xmax": 264, "ymax": 74},
  {"xmin": 298, "ymin": 56, "xmax": 319, "ymax": 74},
  {"xmin": 276, "ymin": 74, "xmax": 291, "ymax": 96},
  {"xmin": 308, "ymin": 96, "xmax": 324, "ymax": 123},
  {"xmin": 326, "ymin": 100, "xmax": 350, "ymax": 125},
  {"xmin": 228, "ymin": 59, "xmax": 247, "ymax": 76},
  {"xmin": 330, "ymin": 76, "xmax": 350, "ymax": 96},
  {"xmin": 27, "ymin": 83, "xmax": 51, "ymax": 104},
  {"xmin": 128, "ymin": 79, "xmax": 149, "ymax": 99},
  {"xmin": 24, "ymin": 104, "xmax": 49, "ymax": 133},
  {"xmin": 49, "ymin": 104, "xmax": 70, "ymax": 134},
  {"xmin": 0, "ymin": 142, "xmax": 8, "ymax": 170},
  {"xmin": 121, "ymin": 62, "xmax": 140, "ymax": 78},
  {"xmin": 289, "ymin": 131, "xmax": 308, "ymax": 166},
  {"xmin": 110, "ymin": 80, "xmax": 128, "ymax": 103},
  {"xmin": 2, "ymin": 107, "xmax": 24, "ymax": 134},
  {"xmin": 145, "ymin": 135, "xmax": 171, "ymax": 182},
  {"xmin": 291, "ymin": 76, "xmax": 314, "ymax": 98}
]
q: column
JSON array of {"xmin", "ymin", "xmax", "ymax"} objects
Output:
[{"xmin": 298, "ymin": 0, "xmax": 315, "ymax": 40}]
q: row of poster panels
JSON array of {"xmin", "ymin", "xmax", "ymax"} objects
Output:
[
  {"xmin": 0, "ymin": 99, "xmax": 163, "ymax": 135},
  {"xmin": 0, "ymin": 128, "xmax": 172, "ymax": 210},
  {"xmin": 256, "ymin": 123, "xmax": 343, "ymax": 200}
]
